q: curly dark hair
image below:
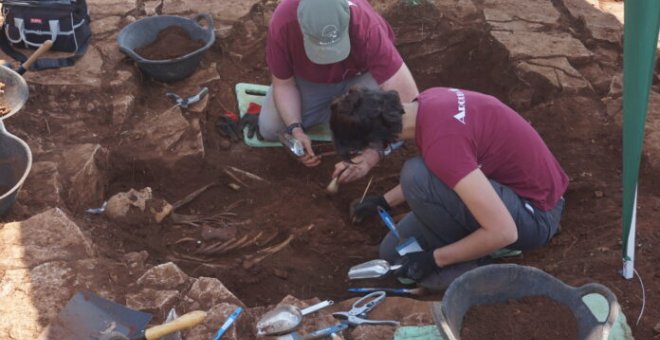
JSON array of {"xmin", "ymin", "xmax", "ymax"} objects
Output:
[{"xmin": 330, "ymin": 87, "xmax": 404, "ymax": 161}]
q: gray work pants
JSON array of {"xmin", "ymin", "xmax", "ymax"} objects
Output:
[
  {"xmin": 380, "ymin": 157, "xmax": 565, "ymax": 290},
  {"xmin": 258, "ymin": 73, "xmax": 379, "ymax": 141}
]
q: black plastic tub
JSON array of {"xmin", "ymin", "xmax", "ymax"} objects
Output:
[{"xmin": 117, "ymin": 13, "xmax": 215, "ymax": 82}]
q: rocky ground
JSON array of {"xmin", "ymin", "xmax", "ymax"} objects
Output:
[{"xmin": 0, "ymin": 0, "xmax": 657, "ymax": 339}]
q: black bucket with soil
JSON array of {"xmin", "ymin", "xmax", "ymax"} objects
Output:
[{"xmin": 117, "ymin": 14, "xmax": 215, "ymax": 82}]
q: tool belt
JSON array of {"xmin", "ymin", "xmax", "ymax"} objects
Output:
[{"xmin": 0, "ymin": 0, "xmax": 91, "ymax": 70}]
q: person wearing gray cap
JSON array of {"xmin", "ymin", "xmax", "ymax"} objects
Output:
[{"xmin": 253, "ymin": 0, "xmax": 418, "ymax": 169}]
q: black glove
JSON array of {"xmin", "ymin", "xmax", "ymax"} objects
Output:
[
  {"xmin": 394, "ymin": 250, "xmax": 438, "ymax": 282},
  {"xmin": 349, "ymin": 195, "xmax": 391, "ymax": 224},
  {"xmin": 216, "ymin": 115, "xmax": 241, "ymax": 142},
  {"xmin": 239, "ymin": 113, "xmax": 263, "ymax": 140}
]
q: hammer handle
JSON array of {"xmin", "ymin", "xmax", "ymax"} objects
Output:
[{"xmin": 143, "ymin": 310, "xmax": 207, "ymax": 340}]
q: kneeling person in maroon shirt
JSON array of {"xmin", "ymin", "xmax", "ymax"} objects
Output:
[
  {"xmin": 330, "ymin": 87, "xmax": 568, "ymax": 291},
  {"xmin": 257, "ymin": 0, "xmax": 418, "ymax": 168}
]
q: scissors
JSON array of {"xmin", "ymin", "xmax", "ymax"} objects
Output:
[{"xmin": 302, "ymin": 291, "xmax": 399, "ymax": 339}]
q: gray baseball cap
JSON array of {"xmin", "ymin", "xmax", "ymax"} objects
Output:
[{"xmin": 298, "ymin": 0, "xmax": 351, "ymax": 65}]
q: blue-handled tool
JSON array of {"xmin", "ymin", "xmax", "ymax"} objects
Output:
[
  {"xmin": 377, "ymin": 207, "xmax": 423, "ymax": 255},
  {"xmin": 348, "ymin": 287, "xmax": 427, "ymax": 296},
  {"xmin": 377, "ymin": 206, "xmax": 401, "ymax": 240},
  {"xmin": 212, "ymin": 307, "xmax": 242, "ymax": 340}
]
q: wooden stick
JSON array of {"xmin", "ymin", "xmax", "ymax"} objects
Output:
[
  {"xmin": 226, "ymin": 166, "xmax": 268, "ymax": 183},
  {"xmin": 359, "ymin": 176, "xmax": 374, "ymax": 204}
]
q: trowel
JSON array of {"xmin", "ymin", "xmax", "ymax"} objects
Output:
[
  {"xmin": 377, "ymin": 207, "xmax": 423, "ymax": 255},
  {"xmin": 37, "ymin": 290, "xmax": 207, "ymax": 340},
  {"xmin": 348, "ymin": 259, "xmax": 402, "ymax": 280},
  {"xmin": 256, "ymin": 300, "xmax": 334, "ymax": 336}
]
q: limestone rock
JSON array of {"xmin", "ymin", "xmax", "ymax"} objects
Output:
[
  {"xmin": 124, "ymin": 251, "xmax": 150, "ymax": 277},
  {"xmin": 24, "ymin": 45, "xmax": 104, "ymax": 91},
  {"xmin": 483, "ymin": 0, "xmax": 560, "ymax": 26},
  {"xmin": 160, "ymin": 0, "xmax": 254, "ymax": 24},
  {"xmin": 490, "ymin": 31, "xmax": 593, "ymax": 63},
  {"xmin": 112, "ymin": 94, "xmax": 136, "ymax": 125},
  {"xmin": 0, "ymin": 208, "xmax": 95, "ymax": 269},
  {"xmin": 184, "ymin": 303, "xmax": 244, "ymax": 340},
  {"xmin": 59, "ymin": 144, "xmax": 109, "ymax": 210},
  {"xmin": 91, "ymin": 15, "xmax": 122, "ymax": 36},
  {"xmin": 137, "ymin": 262, "xmax": 189, "ymax": 290},
  {"xmin": 17, "ymin": 161, "xmax": 63, "ymax": 213},
  {"xmin": 126, "ymin": 288, "xmax": 179, "ymax": 315},
  {"xmin": 563, "ymin": 0, "xmax": 622, "ymax": 45},
  {"xmin": 183, "ymin": 277, "xmax": 244, "ymax": 311},
  {"xmin": 514, "ymin": 57, "xmax": 591, "ymax": 94},
  {"xmin": 122, "ymin": 105, "xmax": 205, "ymax": 166},
  {"xmin": 88, "ymin": 0, "xmax": 137, "ymax": 18}
]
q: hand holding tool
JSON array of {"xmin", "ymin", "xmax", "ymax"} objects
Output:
[
  {"xmin": 394, "ymin": 250, "xmax": 438, "ymax": 282},
  {"xmin": 350, "ymin": 195, "xmax": 390, "ymax": 224}
]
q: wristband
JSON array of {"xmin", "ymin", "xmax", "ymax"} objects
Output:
[{"xmin": 286, "ymin": 122, "xmax": 303, "ymax": 134}]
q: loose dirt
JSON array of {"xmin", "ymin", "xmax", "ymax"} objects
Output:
[
  {"xmin": 460, "ymin": 296, "xmax": 579, "ymax": 340},
  {"xmin": 135, "ymin": 26, "xmax": 206, "ymax": 60}
]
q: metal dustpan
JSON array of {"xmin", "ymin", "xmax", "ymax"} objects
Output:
[
  {"xmin": 348, "ymin": 259, "xmax": 402, "ymax": 280},
  {"xmin": 37, "ymin": 290, "xmax": 152, "ymax": 340}
]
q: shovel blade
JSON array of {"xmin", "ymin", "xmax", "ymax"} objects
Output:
[
  {"xmin": 348, "ymin": 259, "xmax": 399, "ymax": 279},
  {"xmin": 37, "ymin": 290, "xmax": 152, "ymax": 340}
]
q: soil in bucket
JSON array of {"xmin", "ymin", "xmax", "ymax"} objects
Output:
[
  {"xmin": 135, "ymin": 26, "xmax": 205, "ymax": 60},
  {"xmin": 460, "ymin": 296, "xmax": 578, "ymax": 340}
]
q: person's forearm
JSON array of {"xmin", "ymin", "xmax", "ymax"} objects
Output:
[
  {"xmin": 380, "ymin": 63, "xmax": 419, "ymax": 102},
  {"xmin": 383, "ymin": 184, "xmax": 405, "ymax": 207},
  {"xmin": 272, "ymin": 76, "xmax": 302, "ymax": 127},
  {"xmin": 433, "ymin": 227, "xmax": 512, "ymax": 267}
]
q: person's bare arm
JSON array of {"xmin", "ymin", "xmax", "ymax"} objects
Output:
[
  {"xmin": 383, "ymin": 184, "xmax": 405, "ymax": 207},
  {"xmin": 432, "ymin": 168, "xmax": 518, "ymax": 267},
  {"xmin": 272, "ymin": 75, "xmax": 320, "ymax": 166},
  {"xmin": 380, "ymin": 62, "xmax": 418, "ymax": 102}
]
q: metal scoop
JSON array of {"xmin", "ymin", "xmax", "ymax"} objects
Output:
[
  {"xmin": 278, "ymin": 132, "xmax": 306, "ymax": 158},
  {"xmin": 256, "ymin": 300, "xmax": 334, "ymax": 336},
  {"xmin": 348, "ymin": 259, "xmax": 402, "ymax": 280}
]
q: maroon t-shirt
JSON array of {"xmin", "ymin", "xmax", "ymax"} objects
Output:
[
  {"xmin": 415, "ymin": 88, "xmax": 568, "ymax": 211},
  {"xmin": 266, "ymin": 0, "xmax": 403, "ymax": 84}
]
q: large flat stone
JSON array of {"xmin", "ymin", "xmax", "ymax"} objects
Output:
[
  {"xmin": 137, "ymin": 262, "xmax": 190, "ymax": 290},
  {"xmin": 17, "ymin": 161, "xmax": 63, "ymax": 213},
  {"xmin": 490, "ymin": 31, "xmax": 593, "ymax": 63},
  {"xmin": 483, "ymin": 0, "xmax": 560, "ymax": 25},
  {"xmin": 126, "ymin": 288, "xmax": 180, "ymax": 315},
  {"xmin": 159, "ymin": 0, "xmax": 255, "ymax": 24},
  {"xmin": 0, "ymin": 208, "xmax": 95, "ymax": 269},
  {"xmin": 514, "ymin": 57, "xmax": 591, "ymax": 94},
  {"xmin": 564, "ymin": 0, "xmax": 622, "ymax": 45},
  {"xmin": 121, "ymin": 105, "xmax": 205, "ymax": 166},
  {"xmin": 183, "ymin": 277, "xmax": 243, "ymax": 311},
  {"xmin": 24, "ymin": 45, "xmax": 104, "ymax": 92},
  {"xmin": 59, "ymin": 144, "xmax": 110, "ymax": 210}
]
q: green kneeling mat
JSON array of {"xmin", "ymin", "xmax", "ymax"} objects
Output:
[{"xmin": 234, "ymin": 82, "xmax": 333, "ymax": 147}]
